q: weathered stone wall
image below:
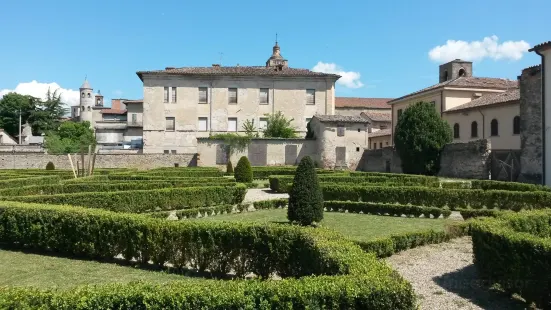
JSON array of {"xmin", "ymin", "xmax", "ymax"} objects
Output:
[
  {"xmin": 0, "ymin": 153, "xmax": 197, "ymax": 170},
  {"xmin": 518, "ymin": 65, "xmax": 543, "ymax": 184},
  {"xmin": 438, "ymin": 139, "xmax": 491, "ymax": 179},
  {"xmin": 358, "ymin": 139, "xmax": 491, "ymax": 179}
]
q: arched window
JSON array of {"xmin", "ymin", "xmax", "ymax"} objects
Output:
[
  {"xmin": 453, "ymin": 123, "xmax": 460, "ymax": 139},
  {"xmin": 87, "ymin": 106, "xmax": 91, "ymax": 111},
  {"xmin": 458, "ymin": 68, "xmax": 466, "ymax": 77},
  {"xmin": 471, "ymin": 121, "xmax": 478, "ymax": 138},
  {"xmin": 513, "ymin": 116, "xmax": 520, "ymax": 135},
  {"xmin": 443, "ymin": 70, "xmax": 449, "ymax": 81},
  {"xmin": 491, "ymin": 119, "xmax": 499, "ymax": 136},
  {"xmin": 81, "ymin": 92, "xmax": 85, "ymax": 98},
  {"xmin": 87, "ymin": 93, "xmax": 91, "ymax": 98}
]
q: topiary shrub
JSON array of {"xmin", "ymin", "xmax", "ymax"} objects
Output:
[
  {"xmin": 226, "ymin": 160, "xmax": 234, "ymax": 174},
  {"xmin": 45, "ymin": 162, "xmax": 55, "ymax": 170},
  {"xmin": 234, "ymin": 156, "xmax": 253, "ymax": 183},
  {"xmin": 288, "ymin": 156, "xmax": 323, "ymax": 226},
  {"xmin": 394, "ymin": 101, "xmax": 452, "ymax": 175}
]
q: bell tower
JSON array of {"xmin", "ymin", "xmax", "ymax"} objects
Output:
[
  {"xmin": 266, "ymin": 35, "xmax": 288, "ymax": 69},
  {"xmin": 79, "ymin": 78, "xmax": 94, "ymax": 126},
  {"xmin": 439, "ymin": 59, "xmax": 473, "ymax": 83}
]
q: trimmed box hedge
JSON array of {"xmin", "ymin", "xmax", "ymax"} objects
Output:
[
  {"xmin": 150, "ymin": 205, "xmax": 234, "ymax": 219},
  {"xmin": 471, "ymin": 179, "xmax": 551, "ymax": 192},
  {"xmin": 3, "ymin": 185, "xmax": 247, "ymax": 213},
  {"xmin": 108, "ymin": 175, "xmax": 232, "ymax": 181},
  {"xmin": 0, "ymin": 175, "xmax": 61, "ymax": 189},
  {"xmin": 458, "ymin": 208, "xmax": 506, "ymax": 220},
  {"xmin": 325, "ymin": 201, "xmax": 451, "ymax": 219},
  {"xmin": 471, "ymin": 211, "xmax": 551, "ymax": 308},
  {"xmin": 0, "ymin": 201, "xmax": 416, "ymax": 309},
  {"xmin": 251, "ymin": 167, "xmax": 339, "ymax": 179}
]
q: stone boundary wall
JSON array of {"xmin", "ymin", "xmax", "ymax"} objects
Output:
[
  {"xmin": 0, "ymin": 153, "xmax": 197, "ymax": 170},
  {"xmin": 358, "ymin": 139, "xmax": 491, "ymax": 179}
]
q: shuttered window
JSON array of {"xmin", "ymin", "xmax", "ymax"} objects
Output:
[
  {"xmin": 165, "ymin": 117, "xmax": 175, "ymax": 131},
  {"xmin": 259, "ymin": 117, "xmax": 268, "ymax": 130},
  {"xmin": 198, "ymin": 117, "xmax": 208, "ymax": 131},
  {"xmin": 164, "ymin": 87, "xmax": 169, "ymax": 103},
  {"xmin": 171, "ymin": 87, "xmax": 177, "ymax": 103},
  {"xmin": 259, "ymin": 88, "xmax": 269, "ymax": 104},
  {"xmin": 198, "ymin": 87, "xmax": 208, "ymax": 104},
  {"xmin": 228, "ymin": 88, "xmax": 237, "ymax": 104},
  {"xmin": 306, "ymin": 89, "xmax": 315, "ymax": 105},
  {"xmin": 337, "ymin": 125, "xmax": 345, "ymax": 137},
  {"xmin": 227, "ymin": 118, "xmax": 237, "ymax": 132}
]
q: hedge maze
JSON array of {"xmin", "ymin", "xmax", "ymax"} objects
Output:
[{"xmin": 0, "ymin": 166, "xmax": 549, "ymax": 308}]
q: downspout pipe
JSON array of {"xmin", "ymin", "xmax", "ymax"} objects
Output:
[{"xmin": 534, "ymin": 50, "xmax": 546, "ymax": 185}]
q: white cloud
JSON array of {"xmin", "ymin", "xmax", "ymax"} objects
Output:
[
  {"xmin": 312, "ymin": 62, "xmax": 364, "ymax": 88},
  {"xmin": 0, "ymin": 81, "xmax": 80, "ymax": 113},
  {"xmin": 113, "ymin": 89, "xmax": 123, "ymax": 97},
  {"xmin": 428, "ymin": 35, "xmax": 530, "ymax": 63}
]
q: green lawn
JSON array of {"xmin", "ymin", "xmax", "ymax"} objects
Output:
[
  {"xmin": 0, "ymin": 249, "xmax": 197, "ymax": 288},
  {"xmin": 199, "ymin": 209, "xmax": 455, "ymax": 242}
]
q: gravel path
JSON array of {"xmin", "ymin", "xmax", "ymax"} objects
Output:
[
  {"xmin": 243, "ymin": 188, "xmax": 288, "ymax": 204},
  {"xmin": 386, "ymin": 237, "xmax": 526, "ymax": 310}
]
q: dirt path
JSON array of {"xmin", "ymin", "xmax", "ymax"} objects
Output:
[
  {"xmin": 243, "ymin": 188, "xmax": 288, "ymax": 204},
  {"xmin": 385, "ymin": 237, "xmax": 527, "ymax": 310}
]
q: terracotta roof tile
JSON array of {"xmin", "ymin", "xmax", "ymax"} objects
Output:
[
  {"xmin": 335, "ymin": 97, "xmax": 393, "ymax": 109},
  {"xmin": 388, "ymin": 77, "xmax": 518, "ymax": 104},
  {"xmin": 369, "ymin": 128, "xmax": 391, "ymax": 137},
  {"xmin": 314, "ymin": 115, "xmax": 370, "ymax": 123},
  {"xmin": 529, "ymin": 41, "xmax": 551, "ymax": 52},
  {"xmin": 444, "ymin": 89, "xmax": 520, "ymax": 113},
  {"xmin": 101, "ymin": 109, "xmax": 127, "ymax": 115},
  {"xmin": 361, "ymin": 111, "xmax": 391, "ymax": 122},
  {"xmin": 137, "ymin": 66, "xmax": 340, "ymax": 80}
]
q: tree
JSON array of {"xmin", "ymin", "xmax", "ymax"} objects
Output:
[
  {"xmin": 0, "ymin": 93, "xmax": 36, "ymax": 138},
  {"xmin": 209, "ymin": 133, "xmax": 251, "ymax": 158},
  {"xmin": 287, "ymin": 156, "xmax": 323, "ymax": 226},
  {"xmin": 45, "ymin": 162, "xmax": 55, "ymax": 170},
  {"xmin": 305, "ymin": 120, "xmax": 315, "ymax": 139},
  {"xmin": 234, "ymin": 156, "xmax": 253, "ymax": 183},
  {"xmin": 242, "ymin": 119, "xmax": 258, "ymax": 137},
  {"xmin": 263, "ymin": 111, "xmax": 296, "ymax": 138},
  {"xmin": 394, "ymin": 101, "xmax": 452, "ymax": 175},
  {"xmin": 226, "ymin": 160, "xmax": 234, "ymax": 174},
  {"xmin": 29, "ymin": 88, "xmax": 67, "ymax": 134},
  {"xmin": 45, "ymin": 121, "xmax": 96, "ymax": 154}
]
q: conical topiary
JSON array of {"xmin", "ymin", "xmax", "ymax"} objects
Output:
[
  {"xmin": 45, "ymin": 161, "xmax": 55, "ymax": 170},
  {"xmin": 226, "ymin": 160, "xmax": 234, "ymax": 174},
  {"xmin": 234, "ymin": 156, "xmax": 253, "ymax": 183},
  {"xmin": 287, "ymin": 156, "xmax": 323, "ymax": 226}
]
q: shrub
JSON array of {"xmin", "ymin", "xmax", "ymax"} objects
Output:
[
  {"xmin": 263, "ymin": 111, "xmax": 296, "ymax": 138},
  {"xmin": 253, "ymin": 198, "xmax": 288, "ymax": 210},
  {"xmin": 226, "ymin": 160, "xmax": 234, "ymax": 174},
  {"xmin": 0, "ymin": 201, "xmax": 416, "ymax": 309},
  {"xmin": 0, "ymin": 175, "xmax": 61, "ymax": 189},
  {"xmin": 253, "ymin": 167, "xmax": 337, "ymax": 179},
  {"xmin": 325, "ymin": 201, "xmax": 451, "ymax": 219},
  {"xmin": 45, "ymin": 162, "xmax": 55, "ymax": 170},
  {"xmin": 108, "ymin": 175, "xmax": 232, "ymax": 181},
  {"xmin": 394, "ymin": 101, "xmax": 453, "ymax": 175},
  {"xmin": 234, "ymin": 156, "xmax": 253, "ymax": 183},
  {"xmin": 458, "ymin": 208, "xmax": 504, "ymax": 220},
  {"xmin": 471, "ymin": 211, "xmax": 551, "ymax": 308},
  {"xmin": 4, "ymin": 185, "xmax": 247, "ymax": 213},
  {"xmin": 288, "ymin": 156, "xmax": 323, "ymax": 225},
  {"xmin": 441, "ymin": 181, "xmax": 471, "ymax": 189},
  {"xmin": 150, "ymin": 205, "xmax": 234, "ymax": 219},
  {"xmin": 471, "ymin": 180, "xmax": 551, "ymax": 192},
  {"xmin": 112, "ymin": 170, "xmax": 223, "ymax": 178}
]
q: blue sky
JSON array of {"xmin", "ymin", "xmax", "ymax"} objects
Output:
[{"xmin": 0, "ymin": 0, "xmax": 549, "ymax": 108}]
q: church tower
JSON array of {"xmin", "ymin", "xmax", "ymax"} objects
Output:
[
  {"xmin": 266, "ymin": 37, "xmax": 288, "ymax": 69},
  {"xmin": 79, "ymin": 78, "xmax": 94, "ymax": 126}
]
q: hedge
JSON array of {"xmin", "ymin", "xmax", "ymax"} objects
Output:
[
  {"xmin": 3, "ymin": 185, "xmax": 247, "ymax": 213},
  {"xmin": 130, "ymin": 170, "xmax": 224, "ymax": 177},
  {"xmin": 251, "ymin": 167, "xmax": 338, "ymax": 179},
  {"xmin": 324, "ymin": 201, "xmax": 451, "ymax": 219},
  {"xmin": 0, "ymin": 175, "xmax": 61, "ymax": 189},
  {"xmin": 0, "ymin": 202, "xmax": 416, "ymax": 309},
  {"xmin": 321, "ymin": 185, "xmax": 551, "ymax": 210},
  {"xmin": 253, "ymin": 198, "xmax": 288, "ymax": 210},
  {"xmin": 441, "ymin": 181, "xmax": 471, "ymax": 189},
  {"xmin": 108, "ymin": 175, "xmax": 232, "ymax": 182},
  {"xmin": 458, "ymin": 208, "xmax": 505, "ymax": 220},
  {"xmin": 471, "ymin": 211, "xmax": 551, "ymax": 308},
  {"xmin": 0, "ymin": 181, "xmax": 240, "ymax": 197},
  {"xmin": 149, "ymin": 205, "xmax": 235, "ymax": 219},
  {"xmin": 357, "ymin": 221, "xmax": 470, "ymax": 258},
  {"xmin": 471, "ymin": 179, "xmax": 551, "ymax": 192},
  {"xmin": 349, "ymin": 171, "xmax": 438, "ymax": 184}
]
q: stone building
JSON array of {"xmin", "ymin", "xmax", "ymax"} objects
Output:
[
  {"xmin": 335, "ymin": 97, "xmax": 392, "ymax": 117},
  {"xmin": 368, "ymin": 128, "xmax": 391, "ymax": 150},
  {"xmin": 388, "ymin": 59, "xmax": 518, "ymax": 148},
  {"xmin": 136, "ymin": 41, "xmax": 340, "ymax": 154}
]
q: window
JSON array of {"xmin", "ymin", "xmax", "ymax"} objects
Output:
[
  {"xmin": 259, "ymin": 88, "xmax": 269, "ymax": 104},
  {"xmin": 198, "ymin": 117, "xmax": 208, "ymax": 131},
  {"xmin": 81, "ymin": 92, "xmax": 85, "ymax": 98},
  {"xmin": 165, "ymin": 117, "xmax": 175, "ymax": 131},
  {"xmin": 87, "ymin": 93, "xmax": 91, "ymax": 98},
  {"xmin": 87, "ymin": 106, "xmax": 91, "ymax": 111},
  {"xmin": 227, "ymin": 117, "xmax": 237, "ymax": 132},
  {"xmin": 379, "ymin": 142, "xmax": 382, "ymax": 149},
  {"xmin": 386, "ymin": 141, "xmax": 389, "ymax": 146},
  {"xmin": 397, "ymin": 109, "xmax": 403, "ymax": 119},
  {"xmin": 172, "ymin": 87, "xmax": 177, "ymax": 103},
  {"xmin": 228, "ymin": 88, "xmax": 237, "ymax": 104},
  {"xmin": 337, "ymin": 124, "xmax": 345, "ymax": 137},
  {"xmin": 513, "ymin": 116, "xmax": 520, "ymax": 135},
  {"xmin": 491, "ymin": 119, "xmax": 499, "ymax": 136},
  {"xmin": 471, "ymin": 121, "xmax": 478, "ymax": 138},
  {"xmin": 443, "ymin": 70, "xmax": 449, "ymax": 81},
  {"xmin": 164, "ymin": 150, "xmax": 170, "ymax": 154},
  {"xmin": 453, "ymin": 123, "xmax": 460, "ymax": 139},
  {"xmin": 198, "ymin": 87, "xmax": 208, "ymax": 104},
  {"xmin": 430, "ymin": 101, "xmax": 436, "ymax": 108},
  {"xmin": 97, "ymin": 98, "xmax": 101, "ymax": 106},
  {"xmin": 356, "ymin": 147, "xmax": 360, "ymax": 152},
  {"xmin": 131, "ymin": 114, "xmax": 137, "ymax": 123},
  {"xmin": 259, "ymin": 117, "xmax": 268, "ymax": 130},
  {"xmin": 373, "ymin": 143, "xmax": 377, "ymax": 149},
  {"xmin": 306, "ymin": 89, "xmax": 315, "ymax": 105},
  {"xmin": 357, "ymin": 128, "xmax": 361, "ymax": 132},
  {"xmin": 171, "ymin": 150, "xmax": 177, "ymax": 154},
  {"xmin": 81, "ymin": 106, "xmax": 84, "ymax": 111},
  {"xmin": 164, "ymin": 87, "xmax": 169, "ymax": 103},
  {"xmin": 458, "ymin": 68, "xmax": 466, "ymax": 77}
]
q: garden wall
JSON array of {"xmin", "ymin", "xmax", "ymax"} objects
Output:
[
  {"xmin": 0, "ymin": 153, "xmax": 197, "ymax": 169},
  {"xmin": 358, "ymin": 139, "xmax": 491, "ymax": 179}
]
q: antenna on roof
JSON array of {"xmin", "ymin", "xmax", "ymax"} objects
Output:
[
  {"xmin": 219, "ymin": 52, "xmax": 224, "ymax": 66},
  {"xmin": 276, "ymin": 33, "xmax": 278, "ymax": 44}
]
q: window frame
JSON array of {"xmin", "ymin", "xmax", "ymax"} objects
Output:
[
  {"xmin": 337, "ymin": 124, "xmax": 345, "ymax": 137},
  {"xmin": 198, "ymin": 117, "xmax": 208, "ymax": 132},
  {"xmin": 513, "ymin": 116, "xmax": 520, "ymax": 135},
  {"xmin": 490, "ymin": 119, "xmax": 499, "ymax": 137},
  {"xmin": 171, "ymin": 87, "xmax": 177, "ymax": 103},
  {"xmin": 306, "ymin": 89, "xmax": 316, "ymax": 105},
  {"xmin": 163, "ymin": 87, "xmax": 169, "ymax": 103},
  {"xmin": 165, "ymin": 117, "xmax": 175, "ymax": 131},
  {"xmin": 228, "ymin": 88, "xmax": 238, "ymax": 105},
  {"xmin": 198, "ymin": 87, "xmax": 208, "ymax": 104},
  {"xmin": 259, "ymin": 88, "xmax": 269, "ymax": 105},
  {"xmin": 471, "ymin": 121, "xmax": 478, "ymax": 138},
  {"xmin": 453, "ymin": 123, "xmax": 460, "ymax": 139},
  {"xmin": 227, "ymin": 117, "xmax": 238, "ymax": 132}
]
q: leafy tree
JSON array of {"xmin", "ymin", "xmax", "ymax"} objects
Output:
[
  {"xmin": 0, "ymin": 93, "xmax": 36, "ymax": 138},
  {"xmin": 226, "ymin": 160, "xmax": 234, "ymax": 174},
  {"xmin": 29, "ymin": 88, "xmax": 67, "ymax": 134},
  {"xmin": 263, "ymin": 111, "xmax": 296, "ymax": 138},
  {"xmin": 287, "ymin": 156, "xmax": 323, "ymax": 226},
  {"xmin": 45, "ymin": 121, "xmax": 96, "ymax": 154},
  {"xmin": 234, "ymin": 156, "xmax": 253, "ymax": 183},
  {"xmin": 242, "ymin": 119, "xmax": 258, "ymax": 137},
  {"xmin": 394, "ymin": 101, "xmax": 452, "ymax": 175}
]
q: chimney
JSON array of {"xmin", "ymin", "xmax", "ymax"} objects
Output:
[{"xmin": 111, "ymin": 99, "xmax": 122, "ymax": 110}]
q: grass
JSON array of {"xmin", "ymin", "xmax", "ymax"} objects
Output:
[
  {"xmin": 0, "ymin": 249, "xmax": 197, "ymax": 288},
  {"xmin": 199, "ymin": 209, "xmax": 455, "ymax": 242}
]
